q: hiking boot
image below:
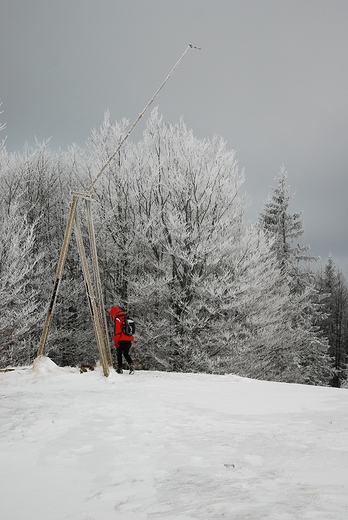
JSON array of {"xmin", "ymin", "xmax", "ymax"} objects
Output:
[
  {"xmin": 116, "ymin": 368, "xmax": 123, "ymax": 374},
  {"xmin": 129, "ymin": 365, "xmax": 135, "ymax": 375}
]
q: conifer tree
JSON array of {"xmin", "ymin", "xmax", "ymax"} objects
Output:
[
  {"xmin": 259, "ymin": 165, "xmax": 312, "ymax": 291},
  {"xmin": 259, "ymin": 166, "xmax": 331, "ymax": 384},
  {"xmin": 315, "ymin": 256, "xmax": 348, "ymax": 386}
]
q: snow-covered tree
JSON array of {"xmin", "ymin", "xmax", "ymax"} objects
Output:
[
  {"xmin": 315, "ymin": 256, "xmax": 348, "ymax": 386},
  {"xmin": 259, "ymin": 165, "xmax": 313, "ymax": 291},
  {"xmin": 0, "ymin": 139, "xmax": 101, "ymax": 367},
  {"xmin": 78, "ymin": 111, "xmax": 330, "ymax": 382},
  {"xmin": 258, "ymin": 166, "xmax": 331, "ymax": 384},
  {"xmin": 0, "ymin": 202, "xmax": 43, "ymax": 366},
  {"xmin": 0, "ymin": 111, "xmax": 333, "ymax": 383},
  {"xmin": 119, "ymin": 110, "xmax": 248, "ymax": 370}
]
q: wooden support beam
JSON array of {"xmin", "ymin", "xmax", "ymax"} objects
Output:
[{"xmin": 37, "ymin": 196, "xmax": 78, "ymax": 357}]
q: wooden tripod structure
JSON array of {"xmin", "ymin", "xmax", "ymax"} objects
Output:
[
  {"xmin": 36, "ymin": 44, "xmax": 200, "ymax": 375},
  {"xmin": 36, "ymin": 191, "xmax": 113, "ymax": 376}
]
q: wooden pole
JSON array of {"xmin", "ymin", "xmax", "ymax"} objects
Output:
[
  {"xmin": 37, "ymin": 196, "xmax": 78, "ymax": 357},
  {"xmin": 87, "ymin": 45, "xmax": 196, "ymax": 193},
  {"xmin": 86, "ymin": 199, "xmax": 113, "ymax": 366},
  {"xmin": 73, "ymin": 209, "xmax": 110, "ymax": 377}
]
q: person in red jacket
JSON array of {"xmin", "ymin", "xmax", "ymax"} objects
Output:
[{"xmin": 109, "ymin": 306, "xmax": 135, "ymax": 374}]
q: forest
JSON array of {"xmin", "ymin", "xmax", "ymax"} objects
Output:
[{"xmin": 0, "ymin": 109, "xmax": 347, "ymax": 386}]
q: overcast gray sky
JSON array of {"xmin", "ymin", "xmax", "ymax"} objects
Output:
[{"xmin": 1, "ymin": 0, "xmax": 348, "ymax": 279}]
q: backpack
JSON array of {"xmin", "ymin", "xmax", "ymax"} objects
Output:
[{"xmin": 122, "ymin": 317, "xmax": 135, "ymax": 336}]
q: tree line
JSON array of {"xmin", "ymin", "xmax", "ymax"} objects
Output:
[{"xmin": 0, "ymin": 109, "xmax": 347, "ymax": 385}]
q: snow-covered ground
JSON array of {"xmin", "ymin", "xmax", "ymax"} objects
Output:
[{"xmin": 1, "ymin": 357, "xmax": 348, "ymax": 520}]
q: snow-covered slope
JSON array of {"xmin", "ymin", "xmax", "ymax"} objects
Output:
[{"xmin": 1, "ymin": 357, "xmax": 347, "ymax": 519}]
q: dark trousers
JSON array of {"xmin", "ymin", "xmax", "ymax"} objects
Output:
[{"xmin": 117, "ymin": 341, "xmax": 133, "ymax": 368}]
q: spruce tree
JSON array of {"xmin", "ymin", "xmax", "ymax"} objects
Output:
[
  {"xmin": 315, "ymin": 256, "xmax": 348, "ymax": 386},
  {"xmin": 259, "ymin": 165, "xmax": 312, "ymax": 291},
  {"xmin": 259, "ymin": 166, "xmax": 331, "ymax": 384}
]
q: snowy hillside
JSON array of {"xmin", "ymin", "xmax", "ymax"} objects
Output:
[{"xmin": 1, "ymin": 357, "xmax": 348, "ymax": 520}]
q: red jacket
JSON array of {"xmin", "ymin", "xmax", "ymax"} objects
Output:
[{"xmin": 109, "ymin": 306, "xmax": 134, "ymax": 347}]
